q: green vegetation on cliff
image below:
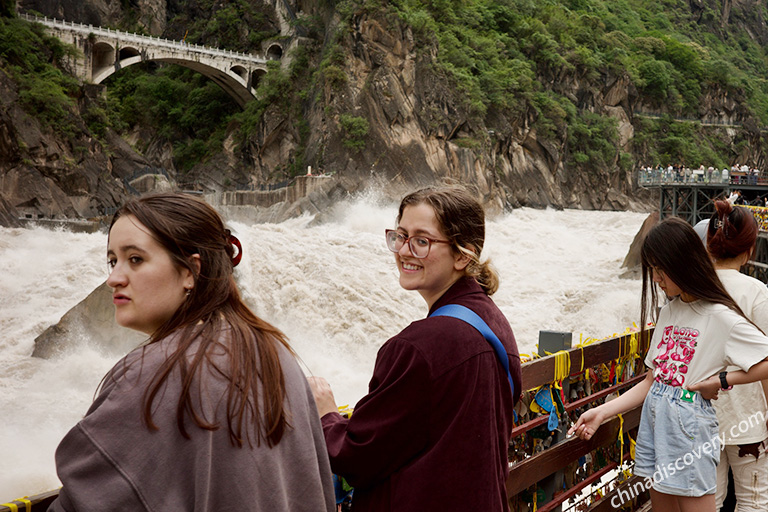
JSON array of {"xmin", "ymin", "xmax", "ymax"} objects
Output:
[
  {"xmin": 0, "ymin": 16, "xmax": 80, "ymax": 134},
  {"xmin": 0, "ymin": 0, "xmax": 13, "ymax": 18},
  {"xmin": 388, "ymin": 0, "xmax": 768, "ymax": 170},
  {"xmin": 105, "ymin": 64, "xmax": 238, "ymax": 171},
  {"xmin": 165, "ymin": 0, "xmax": 280, "ymax": 51}
]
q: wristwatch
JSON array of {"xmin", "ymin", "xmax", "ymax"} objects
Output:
[{"xmin": 719, "ymin": 371, "xmax": 733, "ymax": 390}]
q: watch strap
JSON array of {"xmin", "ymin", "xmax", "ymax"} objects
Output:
[{"xmin": 719, "ymin": 371, "xmax": 732, "ymax": 390}]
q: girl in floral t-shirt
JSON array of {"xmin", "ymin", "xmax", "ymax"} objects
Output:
[{"xmin": 569, "ymin": 217, "xmax": 768, "ymax": 512}]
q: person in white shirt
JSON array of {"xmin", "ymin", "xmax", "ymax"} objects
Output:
[
  {"xmin": 570, "ymin": 217, "xmax": 768, "ymax": 512},
  {"xmin": 706, "ymin": 200, "xmax": 768, "ymax": 512}
]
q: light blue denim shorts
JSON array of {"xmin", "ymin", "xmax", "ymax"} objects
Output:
[{"xmin": 633, "ymin": 380, "xmax": 720, "ymax": 496}]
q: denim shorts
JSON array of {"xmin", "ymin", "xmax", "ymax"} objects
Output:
[{"xmin": 633, "ymin": 380, "xmax": 720, "ymax": 496}]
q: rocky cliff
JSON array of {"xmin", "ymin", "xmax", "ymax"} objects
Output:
[
  {"xmin": 0, "ymin": 68, "xmax": 142, "ymax": 223},
  {"xmin": 4, "ymin": 0, "xmax": 768, "ymax": 225}
]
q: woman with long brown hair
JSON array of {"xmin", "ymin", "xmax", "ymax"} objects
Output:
[{"xmin": 48, "ymin": 193, "xmax": 335, "ymax": 512}]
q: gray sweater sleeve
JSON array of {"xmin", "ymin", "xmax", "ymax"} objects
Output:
[{"xmin": 48, "ymin": 423, "xmax": 150, "ymax": 512}]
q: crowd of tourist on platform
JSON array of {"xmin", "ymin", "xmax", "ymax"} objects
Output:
[{"xmin": 638, "ymin": 163, "xmax": 763, "ymax": 186}]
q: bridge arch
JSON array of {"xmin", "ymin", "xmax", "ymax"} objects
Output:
[
  {"xmin": 92, "ymin": 41, "xmax": 114, "ymax": 71},
  {"xmin": 118, "ymin": 46, "xmax": 140, "ymax": 60},
  {"xmin": 92, "ymin": 57, "xmax": 268, "ymax": 108},
  {"xmin": 231, "ymin": 65, "xmax": 248, "ymax": 82},
  {"xmin": 252, "ymin": 68, "xmax": 268, "ymax": 89}
]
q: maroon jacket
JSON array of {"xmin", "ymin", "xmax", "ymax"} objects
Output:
[{"xmin": 322, "ymin": 277, "xmax": 522, "ymax": 511}]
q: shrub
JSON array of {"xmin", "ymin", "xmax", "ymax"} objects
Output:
[
  {"xmin": 339, "ymin": 114, "xmax": 369, "ymax": 150},
  {"xmin": 0, "ymin": 17, "xmax": 79, "ymax": 132}
]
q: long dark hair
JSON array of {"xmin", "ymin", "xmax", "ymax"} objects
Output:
[
  {"xmin": 640, "ymin": 217, "xmax": 750, "ymax": 333},
  {"xmin": 109, "ymin": 193, "xmax": 293, "ymax": 448},
  {"xmin": 397, "ymin": 186, "xmax": 499, "ymax": 295},
  {"xmin": 707, "ymin": 199, "xmax": 758, "ymax": 261}
]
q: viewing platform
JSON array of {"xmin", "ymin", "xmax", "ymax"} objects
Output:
[
  {"xmin": 638, "ymin": 168, "xmax": 768, "ymax": 225},
  {"xmin": 638, "ymin": 169, "xmax": 768, "ymax": 283}
]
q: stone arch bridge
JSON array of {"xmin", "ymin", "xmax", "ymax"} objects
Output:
[{"xmin": 19, "ymin": 12, "xmax": 284, "ymax": 107}]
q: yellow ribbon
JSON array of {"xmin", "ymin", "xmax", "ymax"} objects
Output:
[
  {"xmin": 552, "ymin": 350, "xmax": 570, "ymax": 382},
  {"xmin": 574, "ymin": 333, "xmax": 596, "ymax": 373},
  {"xmin": 616, "ymin": 413, "xmax": 635, "ymax": 481},
  {"xmin": 628, "ymin": 330, "xmax": 638, "ymax": 359},
  {"xmin": 617, "ymin": 413, "xmax": 627, "ymax": 480},
  {"xmin": 337, "ymin": 404, "xmax": 354, "ymax": 417},
  {"xmin": 1, "ymin": 503, "xmax": 18, "ymax": 512}
]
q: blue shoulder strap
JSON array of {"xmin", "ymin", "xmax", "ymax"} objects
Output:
[{"xmin": 430, "ymin": 304, "xmax": 515, "ymax": 397}]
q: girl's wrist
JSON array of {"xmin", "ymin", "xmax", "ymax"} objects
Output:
[{"xmin": 719, "ymin": 371, "xmax": 733, "ymax": 390}]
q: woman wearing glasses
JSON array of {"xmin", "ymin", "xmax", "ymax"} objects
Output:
[{"xmin": 309, "ymin": 186, "xmax": 522, "ymax": 512}]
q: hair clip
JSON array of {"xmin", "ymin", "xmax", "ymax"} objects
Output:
[
  {"xmin": 230, "ymin": 234, "xmax": 243, "ymax": 267},
  {"xmin": 716, "ymin": 219, "xmax": 723, "ymax": 230}
]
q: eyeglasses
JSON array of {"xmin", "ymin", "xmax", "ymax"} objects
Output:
[{"xmin": 385, "ymin": 229, "xmax": 451, "ymax": 259}]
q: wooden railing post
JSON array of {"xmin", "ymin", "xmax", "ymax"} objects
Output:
[{"xmin": 536, "ymin": 331, "xmax": 573, "ymax": 512}]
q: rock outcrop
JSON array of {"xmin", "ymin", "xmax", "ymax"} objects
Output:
[
  {"xmin": 33, "ymin": 281, "xmax": 145, "ymax": 358},
  {"xmin": 620, "ymin": 211, "xmax": 660, "ymax": 278}
]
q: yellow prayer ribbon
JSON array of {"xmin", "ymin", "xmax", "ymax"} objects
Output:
[
  {"xmin": 629, "ymin": 331, "xmax": 638, "ymax": 359},
  {"xmin": 617, "ymin": 413, "xmax": 624, "ymax": 462},
  {"xmin": 616, "ymin": 413, "xmax": 634, "ymax": 481},
  {"xmin": 519, "ymin": 353, "xmax": 534, "ymax": 363},
  {"xmin": 552, "ymin": 350, "xmax": 570, "ymax": 382},
  {"xmin": 337, "ymin": 404, "xmax": 354, "ymax": 417},
  {"xmin": 1, "ymin": 503, "xmax": 18, "ymax": 512},
  {"xmin": 574, "ymin": 333, "xmax": 595, "ymax": 373},
  {"xmin": 18, "ymin": 499, "xmax": 30, "ymax": 512}
]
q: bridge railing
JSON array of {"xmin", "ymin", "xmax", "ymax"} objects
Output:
[{"xmin": 17, "ymin": 12, "xmax": 268, "ymax": 64}]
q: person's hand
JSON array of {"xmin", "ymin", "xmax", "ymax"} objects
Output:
[
  {"xmin": 567, "ymin": 407, "xmax": 607, "ymax": 441},
  {"xmin": 307, "ymin": 376, "xmax": 339, "ymax": 418},
  {"xmin": 688, "ymin": 375, "xmax": 720, "ymax": 400}
]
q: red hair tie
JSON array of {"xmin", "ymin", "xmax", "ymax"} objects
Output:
[{"xmin": 229, "ymin": 234, "xmax": 243, "ymax": 267}]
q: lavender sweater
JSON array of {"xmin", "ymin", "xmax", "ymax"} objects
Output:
[{"xmin": 48, "ymin": 329, "xmax": 335, "ymax": 512}]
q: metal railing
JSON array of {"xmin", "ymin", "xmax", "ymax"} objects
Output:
[
  {"xmin": 632, "ymin": 110, "xmax": 743, "ymax": 128},
  {"xmin": 637, "ymin": 169, "xmax": 766, "ymax": 186}
]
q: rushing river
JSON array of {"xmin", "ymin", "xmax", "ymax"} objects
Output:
[{"xmin": 0, "ymin": 192, "xmax": 649, "ymax": 500}]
